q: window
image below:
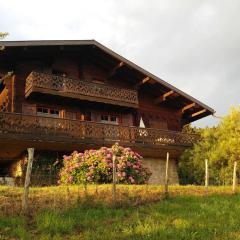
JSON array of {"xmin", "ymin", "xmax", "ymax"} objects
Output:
[
  {"xmin": 37, "ymin": 107, "xmax": 60, "ymax": 118},
  {"xmin": 37, "ymin": 107, "xmax": 48, "ymax": 115},
  {"xmin": 110, "ymin": 116, "xmax": 117, "ymax": 122},
  {"xmin": 52, "ymin": 69, "xmax": 67, "ymax": 77},
  {"xmin": 50, "ymin": 109, "xmax": 60, "ymax": 118},
  {"xmin": 100, "ymin": 115, "xmax": 118, "ymax": 125},
  {"xmin": 101, "ymin": 115, "xmax": 109, "ymax": 121}
]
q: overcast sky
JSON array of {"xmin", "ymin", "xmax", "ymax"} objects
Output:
[{"xmin": 0, "ymin": 0, "xmax": 239, "ymax": 127}]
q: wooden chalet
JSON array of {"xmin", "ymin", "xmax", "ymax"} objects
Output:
[{"xmin": 0, "ymin": 40, "xmax": 214, "ymax": 184}]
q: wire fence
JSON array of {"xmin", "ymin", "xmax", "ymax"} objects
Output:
[
  {"xmin": 0, "ymin": 149, "xmax": 239, "ymax": 216},
  {"xmin": 0, "ymin": 150, "xmax": 63, "ymax": 187}
]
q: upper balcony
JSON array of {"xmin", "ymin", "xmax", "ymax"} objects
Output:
[{"xmin": 25, "ymin": 71, "xmax": 139, "ymax": 108}]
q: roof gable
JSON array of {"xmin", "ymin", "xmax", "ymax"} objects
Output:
[{"xmin": 0, "ymin": 40, "xmax": 214, "ymax": 123}]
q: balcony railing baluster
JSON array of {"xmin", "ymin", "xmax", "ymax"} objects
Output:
[
  {"xmin": 0, "ymin": 112, "xmax": 200, "ymax": 147},
  {"xmin": 25, "ymin": 71, "xmax": 139, "ymax": 107}
]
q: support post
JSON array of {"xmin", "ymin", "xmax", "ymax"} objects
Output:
[
  {"xmin": 164, "ymin": 152, "xmax": 169, "ymax": 198},
  {"xmin": 22, "ymin": 148, "xmax": 34, "ymax": 214},
  {"xmin": 112, "ymin": 154, "xmax": 117, "ymax": 202},
  {"xmin": 205, "ymin": 159, "xmax": 209, "ymax": 194},
  {"xmin": 233, "ymin": 161, "xmax": 237, "ymax": 194}
]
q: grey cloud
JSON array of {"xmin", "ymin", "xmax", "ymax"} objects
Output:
[{"xmin": 0, "ymin": 0, "xmax": 239, "ymax": 127}]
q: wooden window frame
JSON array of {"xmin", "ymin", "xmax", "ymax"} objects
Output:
[
  {"xmin": 36, "ymin": 106, "xmax": 61, "ymax": 118},
  {"xmin": 100, "ymin": 114, "xmax": 120, "ymax": 125}
]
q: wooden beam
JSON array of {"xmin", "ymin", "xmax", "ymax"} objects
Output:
[
  {"xmin": 0, "ymin": 72, "xmax": 13, "ymax": 84},
  {"xmin": 134, "ymin": 76, "xmax": 150, "ymax": 88},
  {"xmin": 11, "ymin": 75, "xmax": 16, "ymax": 112},
  {"xmin": 117, "ymin": 61, "xmax": 124, "ymax": 68},
  {"xmin": 182, "ymin": 103, "xmax": 195, "ymax": 113},
  {"xmin": 164, "ymin": 90, "xmax": 174, "ymax": 98},
  {"xmin": 154, "ymin": 90, "xmax": 174, "ymax": 104},
  {"xmin": 142, "ymin": 76, "xmax": 150, "ymax": 84},
  {"xmin": 191, "ymin": 109, "xmax": 207, "ymax": 118},
  {"xmin": 108, "ymin": 62, "xmax": 125, "ymax": 78}
]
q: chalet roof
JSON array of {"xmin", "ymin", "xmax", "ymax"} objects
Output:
[{"xmin": 0, "ymin": 40, "xmax": 214, "ymax": 123}]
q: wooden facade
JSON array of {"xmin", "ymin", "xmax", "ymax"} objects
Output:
[{"xmin": 0, "ymin": 40, "xmax": 214, "ymax": 184}]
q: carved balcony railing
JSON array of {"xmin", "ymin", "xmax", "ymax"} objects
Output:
[
  {"xmin": 0, "ymin": 112, "xmax": 199, "ymax": 147},
  {"xmin": 25, "ymin": 71, "xmax": 139, "ymax": 108}
]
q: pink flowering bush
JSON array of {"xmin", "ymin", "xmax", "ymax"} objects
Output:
[{"xmin": 59, "ymin": 144, "xmax": 151, "ymax": 185}]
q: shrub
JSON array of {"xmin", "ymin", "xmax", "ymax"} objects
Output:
[{"xmin": 59, "ymin": 144, "xmax": 151, "ymax": 185}]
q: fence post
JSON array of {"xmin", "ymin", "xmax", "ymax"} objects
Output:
[
  {"xmin": 233, "ymin": 161, "xmax": 237, "ymax": 194},
  {"xmin": 205, "ymin": 159, "xmax": 209, "ymax": 194},
  {"xmin": 112, "ymin": 154, "xmax": 117, "ymax": 202},
  {"xmin": 77, "ymin": 184, "xmax": 80, "ymax": 203},
  {"xmin": 22, "ymin": 148, "xmax": 34, "ymax": 214},
  {"xmin": 164, "ymin": 152, "xmax": 169, "ymax": 199},
  {"xmin": 53, "ymin": 188, "xmax": 56, "ymax": 210}
]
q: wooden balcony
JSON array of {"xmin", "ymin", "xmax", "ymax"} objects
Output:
[
  {"xmin": 25, "ymin": 71, "xmax": 139, "ymax": 108},
  {"xmin": 0, "ymin": 112, "xmax": 199, "ymax": 149}
]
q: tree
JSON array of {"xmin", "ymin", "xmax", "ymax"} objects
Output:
[
  {"xmin": 0, "ymin": 32, "xmax": 8, "ymax": 50},
  {"xmin": 0, "ymin": 32, "xmax": 8, "ymax": 38},
  {"xmin": 182, "ymin": 124, "xmax": 200, "ymax": 134},
  {"xmin": 178, "ymin": 106, "xmax": 240, "ymax": 185}
]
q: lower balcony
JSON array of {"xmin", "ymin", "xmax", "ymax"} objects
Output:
[{"xmin": 0, "ymin": 112, "xmax": 199, "ymax": 150}]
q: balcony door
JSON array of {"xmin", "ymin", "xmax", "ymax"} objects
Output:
[
  {"xmin": 36, "ymin": 106, "xmax": 63, "ymax": 130},
  {"xmin": 100, "ymin": 114, "xmax": 119, "ymax": 140}
]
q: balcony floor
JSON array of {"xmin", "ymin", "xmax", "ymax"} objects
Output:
[{"xmin": 0, "ymin": 136, "xmax": 186, "ymax": 159}]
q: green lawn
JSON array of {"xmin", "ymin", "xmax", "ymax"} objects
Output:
[{"xmin": 1, "ymin": 192, "xmax": 240, "ymax": 239}]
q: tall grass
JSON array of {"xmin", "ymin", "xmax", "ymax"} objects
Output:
[
  {"xmin": 0, "ymin": 186, "xmax": 240, "ymax": 239},
  {"xmin": 0, "ymin": 184, "xmax": 238, "ymax": 216},
  {"xmin": 1, "ymin": 194, "xmax": 240, "ymax": 239},
  {"xmin": 0, "ymin": 216, "xmax": 29, "ymax": 239}
]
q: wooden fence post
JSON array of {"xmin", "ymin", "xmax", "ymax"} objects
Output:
[
  {"xmin": 205, "ymin": 159, "xmax": 209, "ymax": 194},
  {"xmin": 77, "ymin": 184, "xmax": 80, "ymax": 203},
  {"xmin": 53, "ymin": 188, "xmax": 56, "ymax": 210},
  {"xmin": 22, "ymin": 148, "xmax": 34, "ymax": 214},
  {"xmin": 164, "ymin": 152, "xmax": 169, "ymax": 198},
  {"xmin": 112, "ymin": 154, "xmax": 117, "ymax": 202},
  {"xmin": 233, "ymin": 161, "xmax": 237, "ymax": 194}
]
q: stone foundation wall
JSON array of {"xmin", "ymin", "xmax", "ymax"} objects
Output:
[{"xmin": 142, "ymin": 157, "xmax": 179, "ymax": 185}]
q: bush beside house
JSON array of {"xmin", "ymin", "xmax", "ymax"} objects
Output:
[{"xmin": 59, "ymin": 144, "xmax": 151, "ymax": 185}]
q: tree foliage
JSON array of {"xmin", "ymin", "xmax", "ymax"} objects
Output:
[
  {"xmin": 0, "ymin": 32, "xmax": 8, "ymax": 50},
  {"xmin": 0, "ymin": 32, "xmax": 8, "ymax": 38},
  {"xmin": 178, "ymin": 106, "xmax": 240, "ymax": 185}
]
